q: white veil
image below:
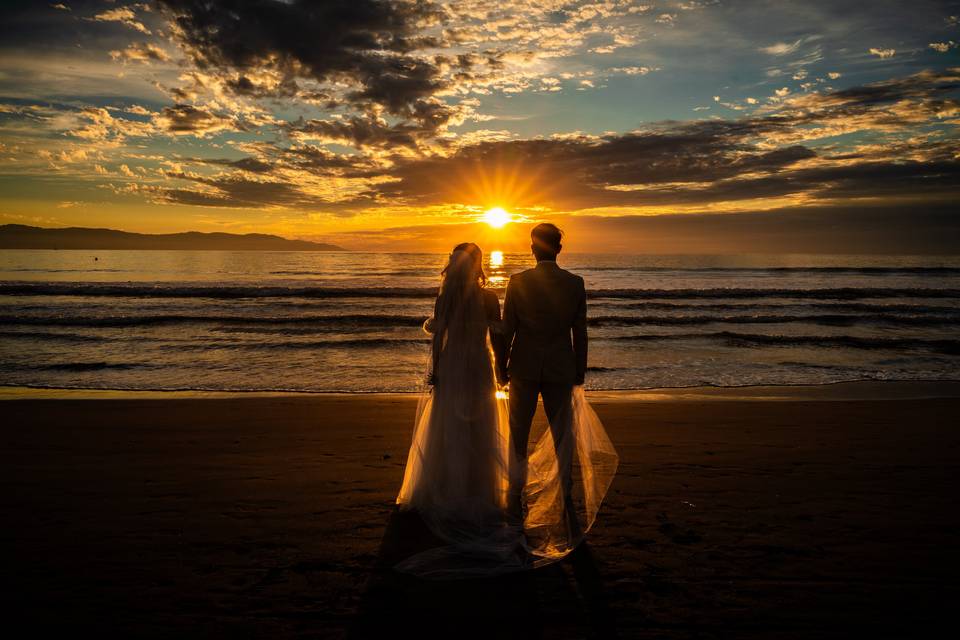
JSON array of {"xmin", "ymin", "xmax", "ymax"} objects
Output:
[{"xmin": 395, "ymin": 249, "xmax": 619, "ymax": 579}]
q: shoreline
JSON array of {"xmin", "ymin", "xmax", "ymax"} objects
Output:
[{"xmin": 4, "ymin": 378, "xmax": 960, "ymax": 402}]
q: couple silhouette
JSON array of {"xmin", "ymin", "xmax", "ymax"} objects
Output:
[{"xmin": 393, "ymin": 223, "xmax": 618, "ymax": 579}]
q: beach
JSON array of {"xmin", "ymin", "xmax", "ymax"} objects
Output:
[{"xmin": 3, "ymin": 382, "xmax": 958, "ymax": 638}]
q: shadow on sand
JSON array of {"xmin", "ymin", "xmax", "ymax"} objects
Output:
[{"xmin": 349, "ymin": 507, "xmax": 619, "ymax": 639}]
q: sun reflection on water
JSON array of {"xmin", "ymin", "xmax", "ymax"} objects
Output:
[{"xmin": 487, "ymin": 250, "xmax": 507, "ymax": 286}]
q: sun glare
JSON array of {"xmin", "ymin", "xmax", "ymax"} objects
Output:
[
  {"xmin": 489, "ymin": 250, "xmax": 504, "ymax": 266},
  {"xmin": 482, "ymin": 207, "xmax": 512, "ymax": 228}
]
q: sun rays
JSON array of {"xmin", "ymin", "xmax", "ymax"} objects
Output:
[{"xmin": 442, "ymin": 150, "xmax": 552, "ymax": 226}]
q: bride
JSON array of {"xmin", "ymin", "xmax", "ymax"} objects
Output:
[{"xmin": 394, "ymin": 242, "xmax": 618, "ymax": 579}]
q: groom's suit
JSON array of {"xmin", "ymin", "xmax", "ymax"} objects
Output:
[{"xmin": 499, "ymin": 259, "xmax": 587, "ymax": 525}]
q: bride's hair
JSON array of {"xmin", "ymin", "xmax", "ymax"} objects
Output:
[
  {"xmin": 441, "ymin": 242, "xmax": 486, "ymax": 288},
  {"xmin": 430, "ymin": 242, "xmax": 486, "ymax": 334}
]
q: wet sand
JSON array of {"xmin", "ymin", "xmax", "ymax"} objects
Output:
[{"xmin": 2, "ymin": 382, "xmax": 958, "ymax": 638}]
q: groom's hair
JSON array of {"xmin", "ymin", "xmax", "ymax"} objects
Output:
[{"xmin": 531, "ymin": 223, "xmax": 563, "ymax": 260}]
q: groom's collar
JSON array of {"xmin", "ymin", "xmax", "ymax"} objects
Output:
[{"xmin": 536, "ymin": 259, "xmax": 558, "ymax": 267}]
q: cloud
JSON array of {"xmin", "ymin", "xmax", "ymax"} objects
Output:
[
  {"xmin": 61, "ymin": 106, "xmax": 158, "ymax": 141},
  {"xmin": 869, "ymin": 47, "xmax": 895, "ymax": 59},
  {"xmin": 759, "ymin": 39, "xmax": 802, "ymax": 56},
  {"xmin": 108, "ymin": 42, "xmax": 171, "ymax": 64},
  {"xmin": 929, "ymin": 41, "xmax": 957, "ymax": 53},
  {"xmin": 87, "ymin": 6, "xmax": 151, "ymax": 34},
  {"xmin": 608, "ymin": 66, "xmax": 654, "ymax": 75},
  {"xmin": 124, "ymin": 105, "xmax": 154, "ymax": 116}
]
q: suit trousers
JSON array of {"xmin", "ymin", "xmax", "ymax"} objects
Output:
[{"xmin": 506, "ymin": 377, "xmax": 577, "ymax": 527}]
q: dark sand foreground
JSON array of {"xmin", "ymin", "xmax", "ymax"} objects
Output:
[{"xmin": 2, "ymin": 383, "xmax": 959, "ymax": 638}]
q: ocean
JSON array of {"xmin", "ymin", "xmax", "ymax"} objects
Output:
[{"xmin": 1, "ymin": 250, "xmax": 959, "ymax": 393}]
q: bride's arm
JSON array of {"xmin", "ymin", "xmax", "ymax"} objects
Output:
[
  {"xmin": 427, "ymin": 297, "xmax": 443, "ymax": 384},
  {"xmin": 430, "ymin": 329, "xmax": 443, "ymax": 384}
]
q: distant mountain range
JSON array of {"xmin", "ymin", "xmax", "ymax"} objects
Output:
[{"xmin": 0, "ymin": 224, "xmax": 345, "ymax": 251}]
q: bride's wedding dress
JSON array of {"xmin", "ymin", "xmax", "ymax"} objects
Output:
[{"xmin": 394, "ymin": 251, "xmax": 618, "ymax": 579}]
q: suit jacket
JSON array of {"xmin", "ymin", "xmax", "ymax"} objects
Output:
[{"xmin": 500, "ymin": 260, "xmax": 587, "ymax": 384}]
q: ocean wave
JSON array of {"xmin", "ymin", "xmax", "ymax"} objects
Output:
[
  {"xmin": 0, "ymin": 313, "xmax": 429, "ymax": 328},
  {"xmin": 608, "ymin": 301, "xmax": 960, "ymax": 314},
  {"xmin": 590, "ymin": 287, "xmax": 960, "ymax": 300},
  {"xmin": 589, "ymin": 313, "xmax": 960, "ymax": 327},
  {"xmin": 579, "ymin": 266, "xmax": 960, "ymax": 274},
  {"xmin": 0, "ymin": 268, "xmax": 132, "ymax": 273},
  {"xmin": 196, "ymin": 337, "xmax": 429, "ymax": 349},
  {"xmin": 3, "ymin": 281, "xmax": 960, "ymax": 300},
  {"xmin": 123, "ymin": 332, "xmax": 960, "ymax": 354},
  {"xmin": 609, "ymin": 332, "xmax": 960, "ymax": 354},
  {"xmin": 35, "ymin": 362, "xmax": 148, "ymax": 372},
  {"xmin": 267, "ymin": 269, "xmax": 433, "ymax": 276},
  {"xmin": 0, "ymin": 330, "xmax": 107, "ymax": 341},
  {"xmin": 4, "ymin": 310, "xmax": 957, "ymax": 329},
  {"xmin": 0, "ymin": 282, "xmax": 441, "ymax": 299}
]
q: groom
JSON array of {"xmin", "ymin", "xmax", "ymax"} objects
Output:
[{"xmin": 497, "ymin": 222, "xmax": 587, "ymax": 530}]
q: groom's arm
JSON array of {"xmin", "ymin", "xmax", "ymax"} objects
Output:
[
  {"xmin": 498, "ymin": 276, "xmax": 518, "ymax": 383},
  {"xmin": 573, "ymin": 277, "xmax": 587, "ymax": 385}
]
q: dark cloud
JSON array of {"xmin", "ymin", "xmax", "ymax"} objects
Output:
[
  {"xmin": 365, "ymin": 69, "xmax": 960, "ymax": 208},
  {"xmin": 155, "ymin": 104, "xmax": 239, "ymax": 134},
  {"xmin": 193, "ymin": 157, "xmax": 274, "ymax": 173},
  {"xmin": 794, "ymin": 68, "xmax": 960, "ymax": 108},
  {"xmin": 366, "ymin": 130, "xmax": 822, "ymax": 207},
  {"xmin": 372, "ymin": 131, "xmax": 959, "ymax": 209},
  {"xmin": 557, "ymin": 202, "xmax": 960, "ymax": 255},
  {"xmin": 280, "ymin": 96, "xmax": 466, "ymax": 150},
  {"xmin": 188, "ymin": 146, "xmax": 368, "ymax": 177},
  {"xmin": 280, "ymin": 145, "xmax": 366, "ymax": 174},
  {"xmin": 283, "ymin": 115, "xmax": 423, "ymax": 150},
  {"xmin": 155, "ymin": 0, "xmax": 447, "ymax": 117},
  {"xmin": 802, "ymin": 160, "xmax": 960, "ymax": 199}
]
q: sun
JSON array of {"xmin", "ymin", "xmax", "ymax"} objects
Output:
[{"xmin": 482, "ymin": 207, "xmax": 512, "ymax": 228}]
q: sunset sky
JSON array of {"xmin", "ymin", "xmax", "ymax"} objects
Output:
[{"xmin": 1, "ymin": 0, "xmax": 958, "ymax": 252}]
